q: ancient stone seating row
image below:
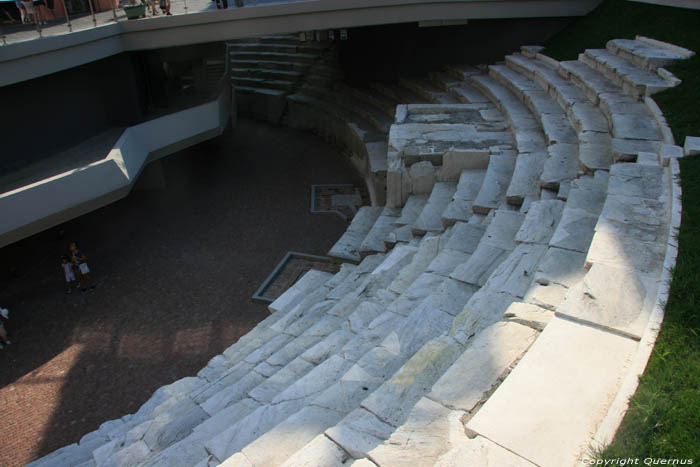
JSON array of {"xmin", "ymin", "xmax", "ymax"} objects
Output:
[
  {"xmin": 286, "ymin": 66, "xmax": 461, "ymax": 207},
  {"xmin": 29, "ymin": 36, "xmax": 688, "ymax": 467},
  {"xmin": 338, "ymin": 37, "xmax": 686, "ymax": 467}
]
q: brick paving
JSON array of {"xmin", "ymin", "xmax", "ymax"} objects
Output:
[{"xmin": 0, "ymin": 118, "xmax": 361, "ymax": 466}]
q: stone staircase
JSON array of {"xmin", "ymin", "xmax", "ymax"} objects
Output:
[
  {"xmin": 29, "ymin": 35, "xmax": 691, "ymax": 467},
  {"xmin": 228, "ymin": 35, "xmax": 336, "ymax": 123}
]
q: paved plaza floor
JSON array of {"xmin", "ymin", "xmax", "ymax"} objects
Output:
[{"xmin": 0, "ymin": 118, "xmax": 361, "ymax": 466}]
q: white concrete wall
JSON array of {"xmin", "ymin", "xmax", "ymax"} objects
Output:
[
  {"xmin": 0, "ymin": 0, "xmax": 600, "ymax": 87},
  {"xmin": 0, "ymin": 84, "xmax": 232, "ymax": 248}
]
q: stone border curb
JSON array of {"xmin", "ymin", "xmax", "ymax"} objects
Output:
[
  {"xmin": 645, "ymin": 96, "xmax": 674, "ymax": 144},
  {"xmin": 589, "ymin": 151, "xmax": 682, "ymax": 454},
  {"xmin": 251, "ymin": 250, "xmax": 336, "ymax": 302}
]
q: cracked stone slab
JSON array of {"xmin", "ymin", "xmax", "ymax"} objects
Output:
[
  {"xmin": 506, "ymin": 151, "xmax": 547, "ymax": 206},
  {"xmin": 607, "ymin": 38, "xmax": 690, "ymax": 71},
  {"xmin": 361, "ymin": 335, "xmax": 463, "ymax": 429},
  {"xmin": 612, "ymin": 137, "xmax": 661, "ymax": 163},
  {"xmin": 564, "ymin": 172, "xmax": 609, "ymax": 215},
  {"xmin": 388, "ymin": 236, "xmax": 441, "ymax": 295},
  {"xmin": 608, "ymin": 162, "xmax": 664, "ymax": 200},
  {"xmin": 472, "ymin": 152, "xmax": 517, "ymax": 214},
  {"xmin": 443, "ymin": 221, "xmax": 486, "ymax": 254},
  {"xmin": 466, "ymin": 316, "xmax": 638, "ymax": 467},
  {"xmin": 540, "ymin": 113, "xmax": 578, "ymax": 145},
  {"xmin": 540, "ymin": 143, "xmax": 579, "ymax": 190},
  {"xmin": 515, "ymin": 199, "xmax": 565, "ymax": 245},
  {"xmin": 479, "ymin": 209, "xmax": 525, "ymax": 250},
  {"xmin": 279, "ymin": 434, "xmax": 349, "ymax": 467},
  {"xmin": 329, "ymin": 206, "xmax": 384, "ymax": 261},
  {"xmin": 326, "ymin": 408, "xmax": 394, "ymax": 459},
  {"xmin": 483, "ymin": 244, "xmax": 548, "ymax": 298},
  {"xmin": 598, "ymin": 193, "xmax": 667, "ymax": 242},
  {"xmin": 366, "ymin": 397, "xmax": 454, "ymax": 467},
  {"xmin": 426, "ymin": 249, "xmax": 472, "ymax": 277},
  {"xmin": 395, "ymin": 194, "xmax": 429, "ymax": 227},
  {"xmin": 549, "ymin": 207, "xmax": 599, "ymax": 253},
  {"xmin": 449, "ymin": 243, "xmax": 511, "ymax": 287},
  {"xmin": 413, "ymin": 182, "xmax": 457, "ymax": 234},
  {"xmin": 569, "ymin": 102, "xmax": 609, "ymax": 133},
  {"xmin": 240, "ymin": 405, "xmax": 346, "ymax": 467},
  {"xmin": 685, "ymin": 136, "xmax": 700, "ymax": 156},
  {"xmin": 359, "ymin": 208, "xmax": 402, "ymax": 255},
  {"xmin": 269, "ymin": 269, "xmax": 334, "ymax": 314},
  {"xmin": 430, "ymin": 320, "xmax": 537, "ymax": 412},
  {"xmin": 578, "ymin": 131, "xmax": 613, "ymax": 172},
  {"xmin": 533, "ymin": 247, "xmax": 587, "ymax": 289},
  {"xmin": 610, "ymin": 112, "xmax": 662, "ymax": 141},
  {"xmin": 557, "ymin": 262, "xmax": 659, "ymax": 339},
  {"xmin": 435, "ymin": 435, "xmax": 537, "ymax": 467},
  {"xmin": 586, "ymin": 221, "xmax": 666, "ymax": 274},
  {"xmin": 503, "ymin": 302, "xmax": 554, "ymax": 331},
  {"xmin": 450, "ymin": 289, "xmax": 518, "ymax": 345}
]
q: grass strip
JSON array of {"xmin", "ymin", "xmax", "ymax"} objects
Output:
[{"xmin": 542, "ymin": 0, "xmax": 700, "ymax": 459}]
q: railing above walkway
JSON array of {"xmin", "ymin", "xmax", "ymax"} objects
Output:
[{"xmin": 0, "ymin": 0, "xmax": 600, "ymax": 87}]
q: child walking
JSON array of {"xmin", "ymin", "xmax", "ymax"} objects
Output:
[
  {"xmin": 70, "ymin": 241, "xmax": 95, "ymax": 291},
  {"xmin": 61, "ymin": 255, "xmax": 76, "ymax": 293}
]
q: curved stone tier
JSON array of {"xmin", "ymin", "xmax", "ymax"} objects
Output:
[{"xmin": 29, "ymin": 36, "xmax": 690, "ymax": 467}]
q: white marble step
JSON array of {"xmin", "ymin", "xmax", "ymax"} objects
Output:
[
  {"xmin": 585, "ymin": 162, "xmax": 666, "ymax": 276},
  {"xmin": 505, "ymin": 54, "xmax": 590, "ymax": 110},
  {"xmin": 428, "ymin": 222, "xmax": 487, "ymax": 277},
  {"xmin": 86, "ymin": 260, "xmax": 385, "ymax": 466},
  {"xmin": 507, "ymin": 150, "xmax": 547, "ymax": 206},
  {"xmin": 399, "ymin": 77, "xmax": 459, "ymax": 104},
  {"xmin": 393, "ymin": 194, "xmax": 428, "ymax": 228},
  {"xmin": 548, "ymin": 171, "xmax": 609, "ymax": 255},
  {"xmin": 450, "ymin": 209, "xmax": 525, "ymax": 287},
  {"xmin": 329, "ymin": 206, "xmax": 384, "ymax": 262},
  {"xmin": 412, "ymin": 182, "xmax": 457, "ymax": 235},
  {"xmin": 581, "ymin": 48, "xmax": 676, "ymax": 98},
  {"xmin": 441, "ymin": 169, "xmax": 487, "ymax": 226},
  {"xmin": 359, "ymin": 207, "xmax": 402, "ymax": 256},
  {"xmin": 223, "ymin": 263, "xmax": 476, "ymax": 466},
  {"xmin": 448, "ymin": 83, "xmax": 492, "ymax": 104},
  {"xmin": 444, "ymin": 64, "xmax": 481, "ymax": 82},
  {"xmin": 607, "ymin": 36, "xmax": 694, "ymax": 72},
  {"xmin": 466, "ymin": 316, "xmax": 639, "ymax": 467},
  {"xmin": 204, "ymin": 244, "xmax": 429, "ymax": 462},
  {"xmin": 356, "ymin": 319, "xmax": 538, "ymax": 466},
  {"xmin": 91, "ymin": 266, "xmax": 372, "ymax": 465},
  {"xmin": 387, "ymin": 234, "xmax": 443, "ymax": 298},
  {"xmin": 471, "ymin": 152, "xmax": 517, "ymax": 214},
  {"xmin": 428, "ymin": 71, "xmax": 462, "ymax": 92}
]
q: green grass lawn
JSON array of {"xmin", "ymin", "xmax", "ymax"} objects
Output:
[{"xmin": 543, "ymin": 0, "xmax": 700, "ymax": 460}]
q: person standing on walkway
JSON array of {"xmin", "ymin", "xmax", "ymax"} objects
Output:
[
  {"xmin": 70, "ymin": 241, "xmax": 95, "ymax": 291},
  {"xmin": 0, "ymin": 307, "xmax": 11, "ymax": 349},
  {"xmin": 61, "ymin": 255, "xmax": 77, "ymax": 293}
]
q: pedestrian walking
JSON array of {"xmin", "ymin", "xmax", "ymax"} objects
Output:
[
  {"xmin": 61, "ymin": 255, "xmax": 77, "ymax": 293},
  {"xmin": 69, "ymin": 241, "xmax": 95, "ymax": 291}
]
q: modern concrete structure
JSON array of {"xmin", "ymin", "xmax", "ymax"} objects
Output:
[{"xmin": 0, "ymin": 0, "xmax": 600, "ymax": 86}]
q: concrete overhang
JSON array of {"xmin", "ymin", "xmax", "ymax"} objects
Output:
[{"xmin": 0, "ymin": 0, "xmax": 600, "ymax": 86}]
